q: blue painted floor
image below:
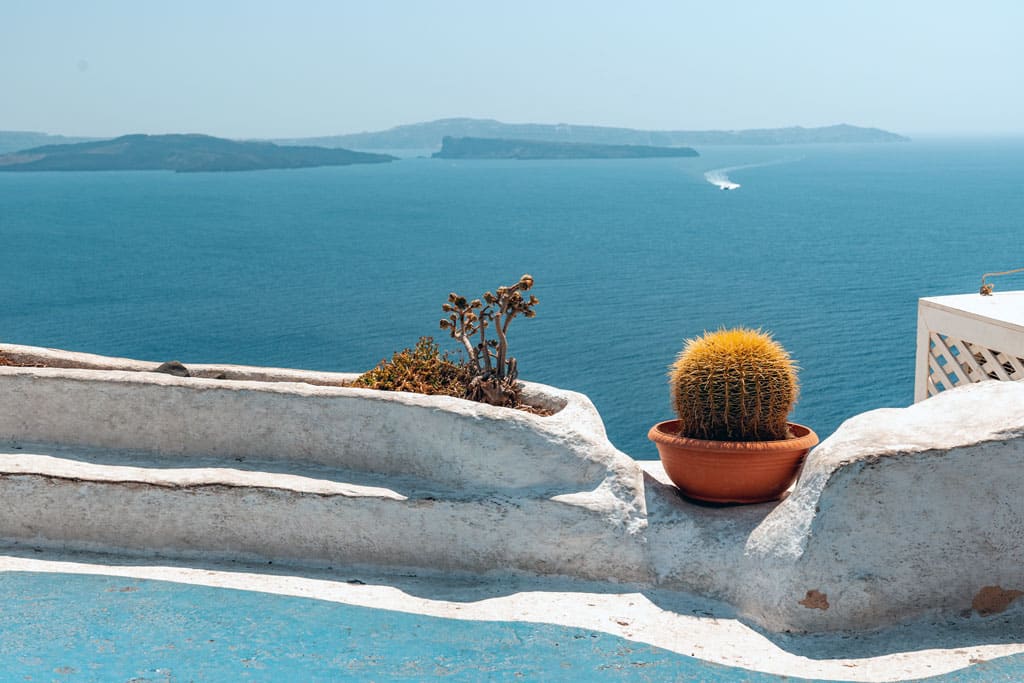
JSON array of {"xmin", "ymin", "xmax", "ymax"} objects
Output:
[{"xmin": 0, "ymin": 571, "xmax": 1020, "ymax": 682}]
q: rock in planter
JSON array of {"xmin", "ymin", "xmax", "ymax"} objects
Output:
[{"xmin": 152, "ymin": 360, "xmax": 190, "ymax": 377}]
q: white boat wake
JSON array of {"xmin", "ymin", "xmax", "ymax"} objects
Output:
[
  {"xmin": 704, "ymin": 169, "xmax": 741, "ymax": 190},
  {"xmin": 703, "ymin": 158, "xmax": 802, "ymax": 191}
]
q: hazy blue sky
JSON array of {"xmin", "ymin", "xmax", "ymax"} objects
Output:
[{"xmin": 3, "ymin": 1, "xmax": 1022, "ymax": 138}]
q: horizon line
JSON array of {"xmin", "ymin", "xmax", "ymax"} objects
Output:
[{"xmin": 3, "ymin": 120, "xmax": 1023, "ymax": 141}]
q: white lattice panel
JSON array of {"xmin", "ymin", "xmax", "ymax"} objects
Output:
[
  {"xmin": 924, "ymin": 332, "xmax": 1024, "ymax": 398},
  {"xmin": 915, "ymin": 291, "xmax": 1024, "ymax": 402}
]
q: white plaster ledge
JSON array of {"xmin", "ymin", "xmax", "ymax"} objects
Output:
[{"xmin": 3, "ymin": 344, "xmax": 1024, "ymax": 634}]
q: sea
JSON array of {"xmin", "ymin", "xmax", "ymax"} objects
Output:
[{"xmin": 2, "ymin": 139, "xmax": 1022, "ymax": 459}]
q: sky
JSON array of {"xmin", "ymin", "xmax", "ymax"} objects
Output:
[{"xmin": 2, "ymin": 0, "xmax": 1022, "ymax": 138}]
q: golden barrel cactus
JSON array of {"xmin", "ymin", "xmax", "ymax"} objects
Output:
[{"xmin": 670, "ymin": 328, "xmax": 799, "ymax": 441}]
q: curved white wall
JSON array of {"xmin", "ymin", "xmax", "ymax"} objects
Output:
[
  {"xmin": 2, "ymin": 344, "xmax": 1023, "ymax": 633},
  {"xmin": 0, "ymin": 345, "xmax": 621, "ymax": 494}
]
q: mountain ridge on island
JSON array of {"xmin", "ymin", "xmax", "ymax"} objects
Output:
[
  {"xmin": 0, "ymin": 134, "xmax": 396, "ymax": 173},
  {"xmin": 274, "ymin": 118, "xmax": 911, "ymax": 150},
  {"xmin": 433, "ymin": 136, "xmax": 699, "ymax": 160},
  {"xmin": 0, "ymin": 131, "xmax": 101, "ymax": 155}
]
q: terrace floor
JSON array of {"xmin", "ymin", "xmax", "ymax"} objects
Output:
[{"xmin": 2, "ymin": 547, "xmax": 1023, "ymax": 682}]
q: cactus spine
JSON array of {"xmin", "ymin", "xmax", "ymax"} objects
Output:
[{"xmin": 670, "ymin": 328, "xmax": 799, "ymax": 441}]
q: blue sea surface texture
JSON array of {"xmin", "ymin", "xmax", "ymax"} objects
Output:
[{"xmin": 2, "ymin": 140, "xmax": 1022, "ymax": 457}]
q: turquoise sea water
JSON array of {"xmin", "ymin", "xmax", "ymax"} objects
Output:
[{"xmin": 2, "ymin": 139, "xmax": 1023, "ymax": 457}]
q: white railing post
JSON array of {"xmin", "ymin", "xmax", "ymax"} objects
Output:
[{"xmin": 914, "ymin": 305, "xmax": 931, "ymax": 403}]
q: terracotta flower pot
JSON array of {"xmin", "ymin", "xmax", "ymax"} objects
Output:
[{"xmin": 647, "ymin": 420, "xmax": 819, "ymax": 504}]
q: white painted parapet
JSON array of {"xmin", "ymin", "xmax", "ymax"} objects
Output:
[
  {"xmin": 915, "ymin": 291, "xmax": 1024, "ymax": 401},
  {"xmin": 0, "ymin": 344, "xmax": 650, "ymax": 585},
  {"xmin": 2, "ymin": 343, "xmax": 1024, "ymax": 633},
  {"xmin": 741, "ymin": 380, "xmax": 1024, "ymax": 631},
  {"xmin": 0, "ymin": 344, "xmax": 619, "ymax": 494}
]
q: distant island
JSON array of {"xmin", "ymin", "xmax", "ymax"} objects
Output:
[
  {"xmin": 0, "ymin": 131, "xmax": 101, "ymax": 155},
  {"xmin": 275, "ymin": 118, "xmax": 911, "ymax": 150},
  {"xmin": 0, "ymin": 134, "xmax": 396, "ymax": 173},
  {"xmin": 0, "ymin": 120, "xmax": 911, "ymax": 161},
  {"xmin": 433, "ymin": 136, "xmax": 699, "ymax": 160}
]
